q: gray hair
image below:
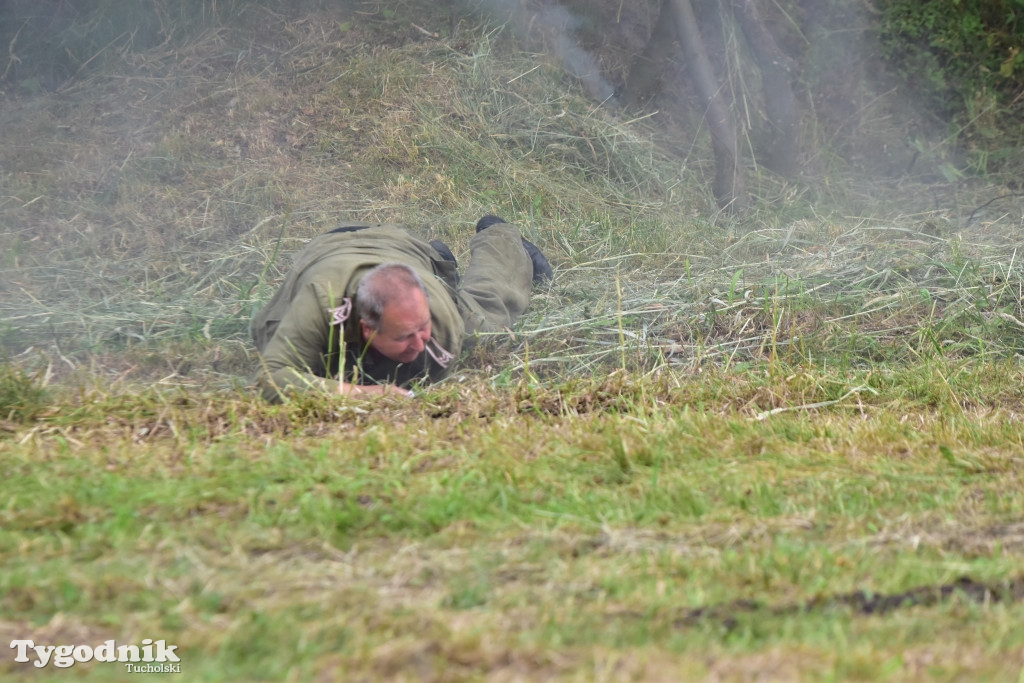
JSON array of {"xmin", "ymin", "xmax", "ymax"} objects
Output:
[{"xmin": 355, "ymin": 262, "xmax": 429, "ymax": 331}]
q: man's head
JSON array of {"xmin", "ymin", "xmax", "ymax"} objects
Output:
[{"xmin": 356, "ymin": 262, "xmax": 432, "ymax": 363}]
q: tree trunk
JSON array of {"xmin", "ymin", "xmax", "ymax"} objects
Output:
[
  {"xmin": 668, "ymin": 0, "xmax": 748, "ymax": 212},
  {"xmin": 621, "ymin": 2, "xmax": 677, "ymax": 110},
  {"xmin": 732, "ymin": 0, "xmax": 799, "ymax": 176}
]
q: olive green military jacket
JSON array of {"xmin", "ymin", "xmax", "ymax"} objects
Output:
[{"xmin": 251, "ymin": 225, "xmax": 462, "ymax": 402}]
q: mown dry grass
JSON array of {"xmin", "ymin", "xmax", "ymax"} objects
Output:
[
  {"xmin": 3, "ymin": 1, "xmax": 1023, "ymax": 383},
  {"xmin": 3, "ymin": 1, "xmax": 1024, "ymax": 680}
]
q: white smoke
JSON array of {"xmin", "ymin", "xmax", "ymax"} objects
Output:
[{"xmin": 472, "ymin": 0, "xmax": 617, "ymax": 106}]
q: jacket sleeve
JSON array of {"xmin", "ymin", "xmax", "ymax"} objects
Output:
[{"xmin": 255, "ymin": 282, "xmax": 346, "ymax": 402}]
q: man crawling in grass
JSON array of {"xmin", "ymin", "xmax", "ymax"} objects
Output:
[{"xmin": 251, "ymin": 216, "xmax": 552, "ymax": 402}]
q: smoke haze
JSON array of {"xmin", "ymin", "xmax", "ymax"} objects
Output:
[{"xmin": 472, "ymin": 0, "xmax": 617, "ymax": 105}]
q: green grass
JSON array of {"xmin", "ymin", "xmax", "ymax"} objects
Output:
[
  {"xmin": 3, "ymin": 369, "xmax": 1024, "ymax": 679},
  {"xmin": 2, "ymin": 1, "xmax": 1024, "ymax": 680}
]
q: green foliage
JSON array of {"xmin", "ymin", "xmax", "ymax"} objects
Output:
[
  {"xmin": 878, "ymin": 0, "xmax": 1024, "ymax": 117},
  {"xmin": 877, "ymin": 0, "xmax": 1024, "ymax": 171}
]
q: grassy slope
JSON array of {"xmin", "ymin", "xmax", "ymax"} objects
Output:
[{"xmin": 2, "ymin": 1, "xmax": 1024, "ymax": 680}]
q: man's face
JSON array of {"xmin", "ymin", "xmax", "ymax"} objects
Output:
[{"xmin": 361, "ymin": 288, "xmax": 432, "ymax": 364}]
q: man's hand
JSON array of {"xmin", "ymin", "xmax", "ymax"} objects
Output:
[{"xmin": 338, "ymin": 381, "xmax": 414, "ymax": 398}]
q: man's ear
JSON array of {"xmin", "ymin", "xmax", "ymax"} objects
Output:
[{"xmin": 360, "ymin": 319, "xmax": 375, "ymax": 344}]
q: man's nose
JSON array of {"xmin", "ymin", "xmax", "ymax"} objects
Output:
[{"xmin": 410, "ymin": 333, "xmax": 426, "ymax": 353}]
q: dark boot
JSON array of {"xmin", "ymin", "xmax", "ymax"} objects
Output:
[
  {"xmin": 475, "ymin": 215, "xmax": 553, "ymax": 283},
  {"xmin": 429, "ymin": 239, "xmax": 458, "ymax": 266},
  {"xmin": 429, "ymin": 239, "xmax": 460, "ymax": 285}
]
